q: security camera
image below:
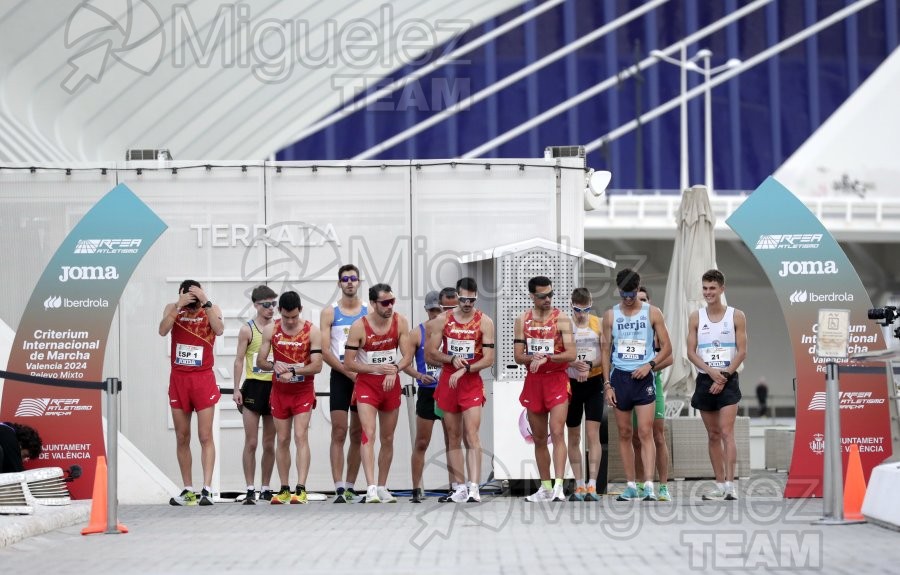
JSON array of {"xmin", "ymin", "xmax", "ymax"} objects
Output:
[{"xmin": 583, "ymin": 169, "xmax": 611, "ymax": 211}]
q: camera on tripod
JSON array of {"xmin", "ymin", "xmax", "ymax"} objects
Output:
[{"xmin": 868, "ymin": 305, "xmax": 900, "ymax": 339}]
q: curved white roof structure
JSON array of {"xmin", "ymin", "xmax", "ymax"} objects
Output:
[{"xmin": 0, "ymin": 0, "xmax": 522, "ymax": 162}]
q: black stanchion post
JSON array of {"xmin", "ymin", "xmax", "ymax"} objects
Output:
[{"xmin": 105, "ymin": 377, "xmax": 121, "ymax": 534}]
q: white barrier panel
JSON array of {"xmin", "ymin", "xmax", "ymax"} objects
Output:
[{"xmin": 0, "ymin": 159, "xmax": 592, "ymax": 494}]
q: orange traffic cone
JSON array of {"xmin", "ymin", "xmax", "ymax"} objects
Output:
[
  {"xmin": 843, "ymin": 443, "xmax": 867, "ymax": 521},
  {"xmin": 81, "ymin": 456, "xmax": 128, "ymax": 535}
]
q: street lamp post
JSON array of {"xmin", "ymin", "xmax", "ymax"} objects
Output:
[{"xmin": 651, "ymin": 48, "xmax": 741, "ymax": 193}]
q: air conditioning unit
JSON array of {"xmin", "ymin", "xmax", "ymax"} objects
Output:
[{"xmin": 125, "ymin": 149, "xmax": 173, "ymax": 161}]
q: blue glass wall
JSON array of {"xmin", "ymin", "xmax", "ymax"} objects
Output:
[{"xmin": 277, "ymin": 0, "xmax": 899, "ymax": 192}]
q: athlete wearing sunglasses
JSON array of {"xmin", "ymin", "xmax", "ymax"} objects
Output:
[
  {"xmin": 514, "ymin": 275, "xmax": 577, "ymax": 503},
  {"xmin": 342, "ymin": 283, "xmax": 412, "ymax": 504},
  {"xmin": 600, "ymin": 268, "xmax": 672, "ymax": 503}
]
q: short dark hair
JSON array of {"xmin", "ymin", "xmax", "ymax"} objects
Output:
[
  {"xmin": 571, "ymin": 287, "xmax": 591, "ymax": 305},
  {"xmin": 439, "ymin": 287, "xmax": 458, "ymax": 304},
  {"xmin": 278, "ymin": 291, "xmax": 302, "ymax": 311},
  {"xmin": 702, "ymin": 269, "xmax": 725, "ymax": 286},
  {"xmin": 251, "ymin": 285, "xmax": 277, "ymax": 302},
  {"xmin": 178, "ymin": 279, "xmax": 201, "ymax": 294},
  {"xmin": 615, "ymin": 268, "xmax": 641, "ymax": 292},
  {"xmin": 638, "ymin": 285, "xmax": 651, "ymax": 299},
  {"xmin": 456, "ymin": 277, "xmax": 477, "ymax": 293},
  {"xmin": 338, "ymin": 264, "xmax": 359, "ymax": 279},
  {"xmin": 6, "ymin": 422, "xmax": 42, "ymax": 460},
  {"xmin": 369, "ymin": 283, "xmax": 392, "ymax": 302},
  {"xmin": 528, "ymin": 276, "xmax": 552, "ymax": 293}
]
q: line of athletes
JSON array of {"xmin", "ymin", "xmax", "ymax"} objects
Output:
[{"xmin": 161, "ymin": 264, "xmax": 746, "ymax": 506}]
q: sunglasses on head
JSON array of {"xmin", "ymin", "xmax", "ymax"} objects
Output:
[
  {"xmin": 458, "ymin": 296, "xmax": 477, "ymax": 304},
  {"xmin": 377, "ymin": 298, "xmax": 396, "ymax": 307},
  {"xmin": 572, "ymin": 305, "xmax": 592, "ymax": 313},
  {"xmin": 533, "ymin": 291, "xmax": 554, "ymax": 300},
  {"xmin": 620, "ymin": 290, "xmax": 638, "ymax": 299},
  {"xmin": 257, "ymin": 301, "xmax": 277, "ymax": 309},
  {"xmin": 340, "ymin": 275, "xmax": 359, "ymax": 283}
]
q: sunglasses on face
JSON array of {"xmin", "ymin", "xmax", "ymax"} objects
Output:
[
  {"xmin": 458, "ymin": 297, "xmax": 477, "ymax": 304},
  {"xmin": 340, "ymin": 275, "xmax": 359, "ymax": 283},
  {"xmin": 257, "ymin": 301, "xmax": 277, "ymax": 309},
  {"xmin": 572, "ymin": 305, "xmax": 592, "ymax": 313},
  {"xmin": 377, "ymin": 298, "xmax": 396, "ymax": 307},
  {"xmin": 620, "ymin": 290, "xmax": 638, "ymax": 299},
  {"xmin": 533, "ymin": 291, "xmax": 554, "ymax": 300}
]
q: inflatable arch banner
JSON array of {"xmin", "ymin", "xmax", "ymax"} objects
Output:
[
  {"xmin": 727, "ymin": 176, "xmax": 892, "ymax": 498},
  {"xmin": 0, "ymin": 184, "xmax": 167, "ymax": 498}
]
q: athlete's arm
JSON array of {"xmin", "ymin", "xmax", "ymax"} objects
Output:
[
  {"xmin": 550, "ymin": 315, "xmax": 577, "ymax": 363},
  {"xmin": 394, "ymin": 315, "xmax": 413, "ymax": 372},
  {"xmin": 158, "ymin": 291, "xmax": 195, "ymax": 336},
  {"xmin": 232, "ymin": 323, "xmax": 252, "ymax": 405},
  {"xmin": 401, "ymin": 325, "xmax": 423, "ymax": 379},
  {"xmin": 297, "ymin": 325, "xmax": 324, "ymax": 376},
  {"xmin": 513, "ymin": 314, "xmax": 532, "ymax": 365},
  {"xmin": 424, "ymin": 315, "xmax": 451, "ymax": 366},
  {"xmin": 725, "ymin": 309, "xmax": 748, "ymax": 375},
  {"xmin": 320, "ymin": 306, "xmax": 351, "ymax": 378},
  {"xmin": 468, "ymin": 315, "xmax": 496, "ymax": 373},
  {"xmin": 600, "ymin": 309, "xmax": 613, "ymax": 384},
  {"xmin": 649, "ymin": 306, "xmax": 673, "ymax": 371},
  {"xmin": 206, "ymin": 304, "xmax": 225, "ymax": 337},
  {"xmin": 256, "ymin": 323, "xmax": 279, "ymax": 373}
]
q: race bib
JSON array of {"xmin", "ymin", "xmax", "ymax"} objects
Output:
[
  {"xmin": 175, "ymin": 343, "xmax": 203, "ymax": 367},
  {"xmin": 447, "ymin": 338, "xmax": 475, "ymax": 359},
  {"xmin": 251, "ymin": 351, "xmax": 273, "ymax": 373},
  {"xmin": 526, "ymin": 338, "xmax": 554, "ymax": 355},
  {"xmin": 367, "ymin": 349, "xmax": 397, "ymax": 365},
  {"xmin": 287, "ymin": 362, "xmax": 306, "ymax": 383},
  {"xmin": 576, "ymin": 346, "xmax": 596, "ymax": 362},
  {"xmin": 425, "ymin": 365, "xmax": 441, "ymax": 379},
  {"xmin": 701, "ymin": 346, "xmax": 733, "ymax": 368},
  {"xmin": 616, "ymin": 339, "xmax": 646, "ymax": 360}
]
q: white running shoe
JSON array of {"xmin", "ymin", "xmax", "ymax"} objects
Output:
[
  {"xmin": 467, "ymin": 484, "xmax": 481, "ymax": 503},
  {"xmin": 525, "ymin": 487, "xmax": 553, "ymax": 502},
  {"xmin": 551, "ymin": 483, "xmax": 566, "ymax": 502},
  {"xmin": 377, "ymin": 486, "xmax": 397, "ymax": 503},
  {"xmin": 365, "ymin": 485, "xmax": 381, "ymax": 504},
  {"xmin": 450, "ymin": 486, "xmax": 469, "ymax": 503}
]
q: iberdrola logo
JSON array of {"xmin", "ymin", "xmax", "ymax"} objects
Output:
[{"xmin": 62, "ymin": 0, "xmax": 164, "ymax": 93}]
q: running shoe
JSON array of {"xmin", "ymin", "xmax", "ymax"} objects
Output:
[
  {"xmin": 525, "ymin": 487, "xmax": 553, "ymax": 502},
  {"xmin": 551, "ymin": 483, "xmax": 566, "ymax": 502},
  {"xmin": 641, "ymin": 484, "xmax": 657, "ymax": 501},
  {"xmin": 724, "ymin": 488, "xmax": 739, "ymax": 501},
  {"xmin": 377, "ymin": 486, "xmax": 397, "ymax": 503},
  {"xmin": 450, "ymin": 486, "xmax": 469, "ymax": 503},
  {"xmin": 616, "ymin": 486, "xmax": 640, "ymax": 501},
  {"xmin": 260, "ymin": 489, "xmax": 274, "ymax": 502},
  {"xmin": 364, "ymin": 485, "xmax": 381, "ymax": 504},
  {"xmin": 271, "ymin": 487, "xmax": 293, "ymax": 504},
  {"xmin": 334, "ymin": 487, "xmax": 347, "ymax": 503},
  {"xmin": 657, "ymin": 485, "xmax": 671, "ymax": 502},
  {"xmin": 438, "ymin": 490, "xmax": 454, "ymax": 503},
  {"xmin": 583, "ymin": 486, "xmax": 601, "ymax": 502},
  {"xmin": 199, "ymin": 488, "xmax": 214, "ymax": 506},
  {"xmin": 467, "ymin": 484, "xmax": 481, "ymax": 503},
  {"xmin": 242, "ymin": 488, "xmax": 256, "ymax": 505},
  {"xmin": 344, "ymin": 488, "xmax": 358, "ymax": 503},
  {"xmin": 169, "ymin": 489, "xmax": 198, "ymax": 506},
  {"xmin": 410, "ymin": 487, "xmax": 424, "ymax": 503},
  {"xmin": 292, "ymin": 485, "xmax": 308, "ymax": 504},
  {"xmin": 702, "ymin": 488, "xmax": 726, "ymax": 501},
  {"xmin": 568, "ymin": 486, "xmax": 587, "ymax": 502}
]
